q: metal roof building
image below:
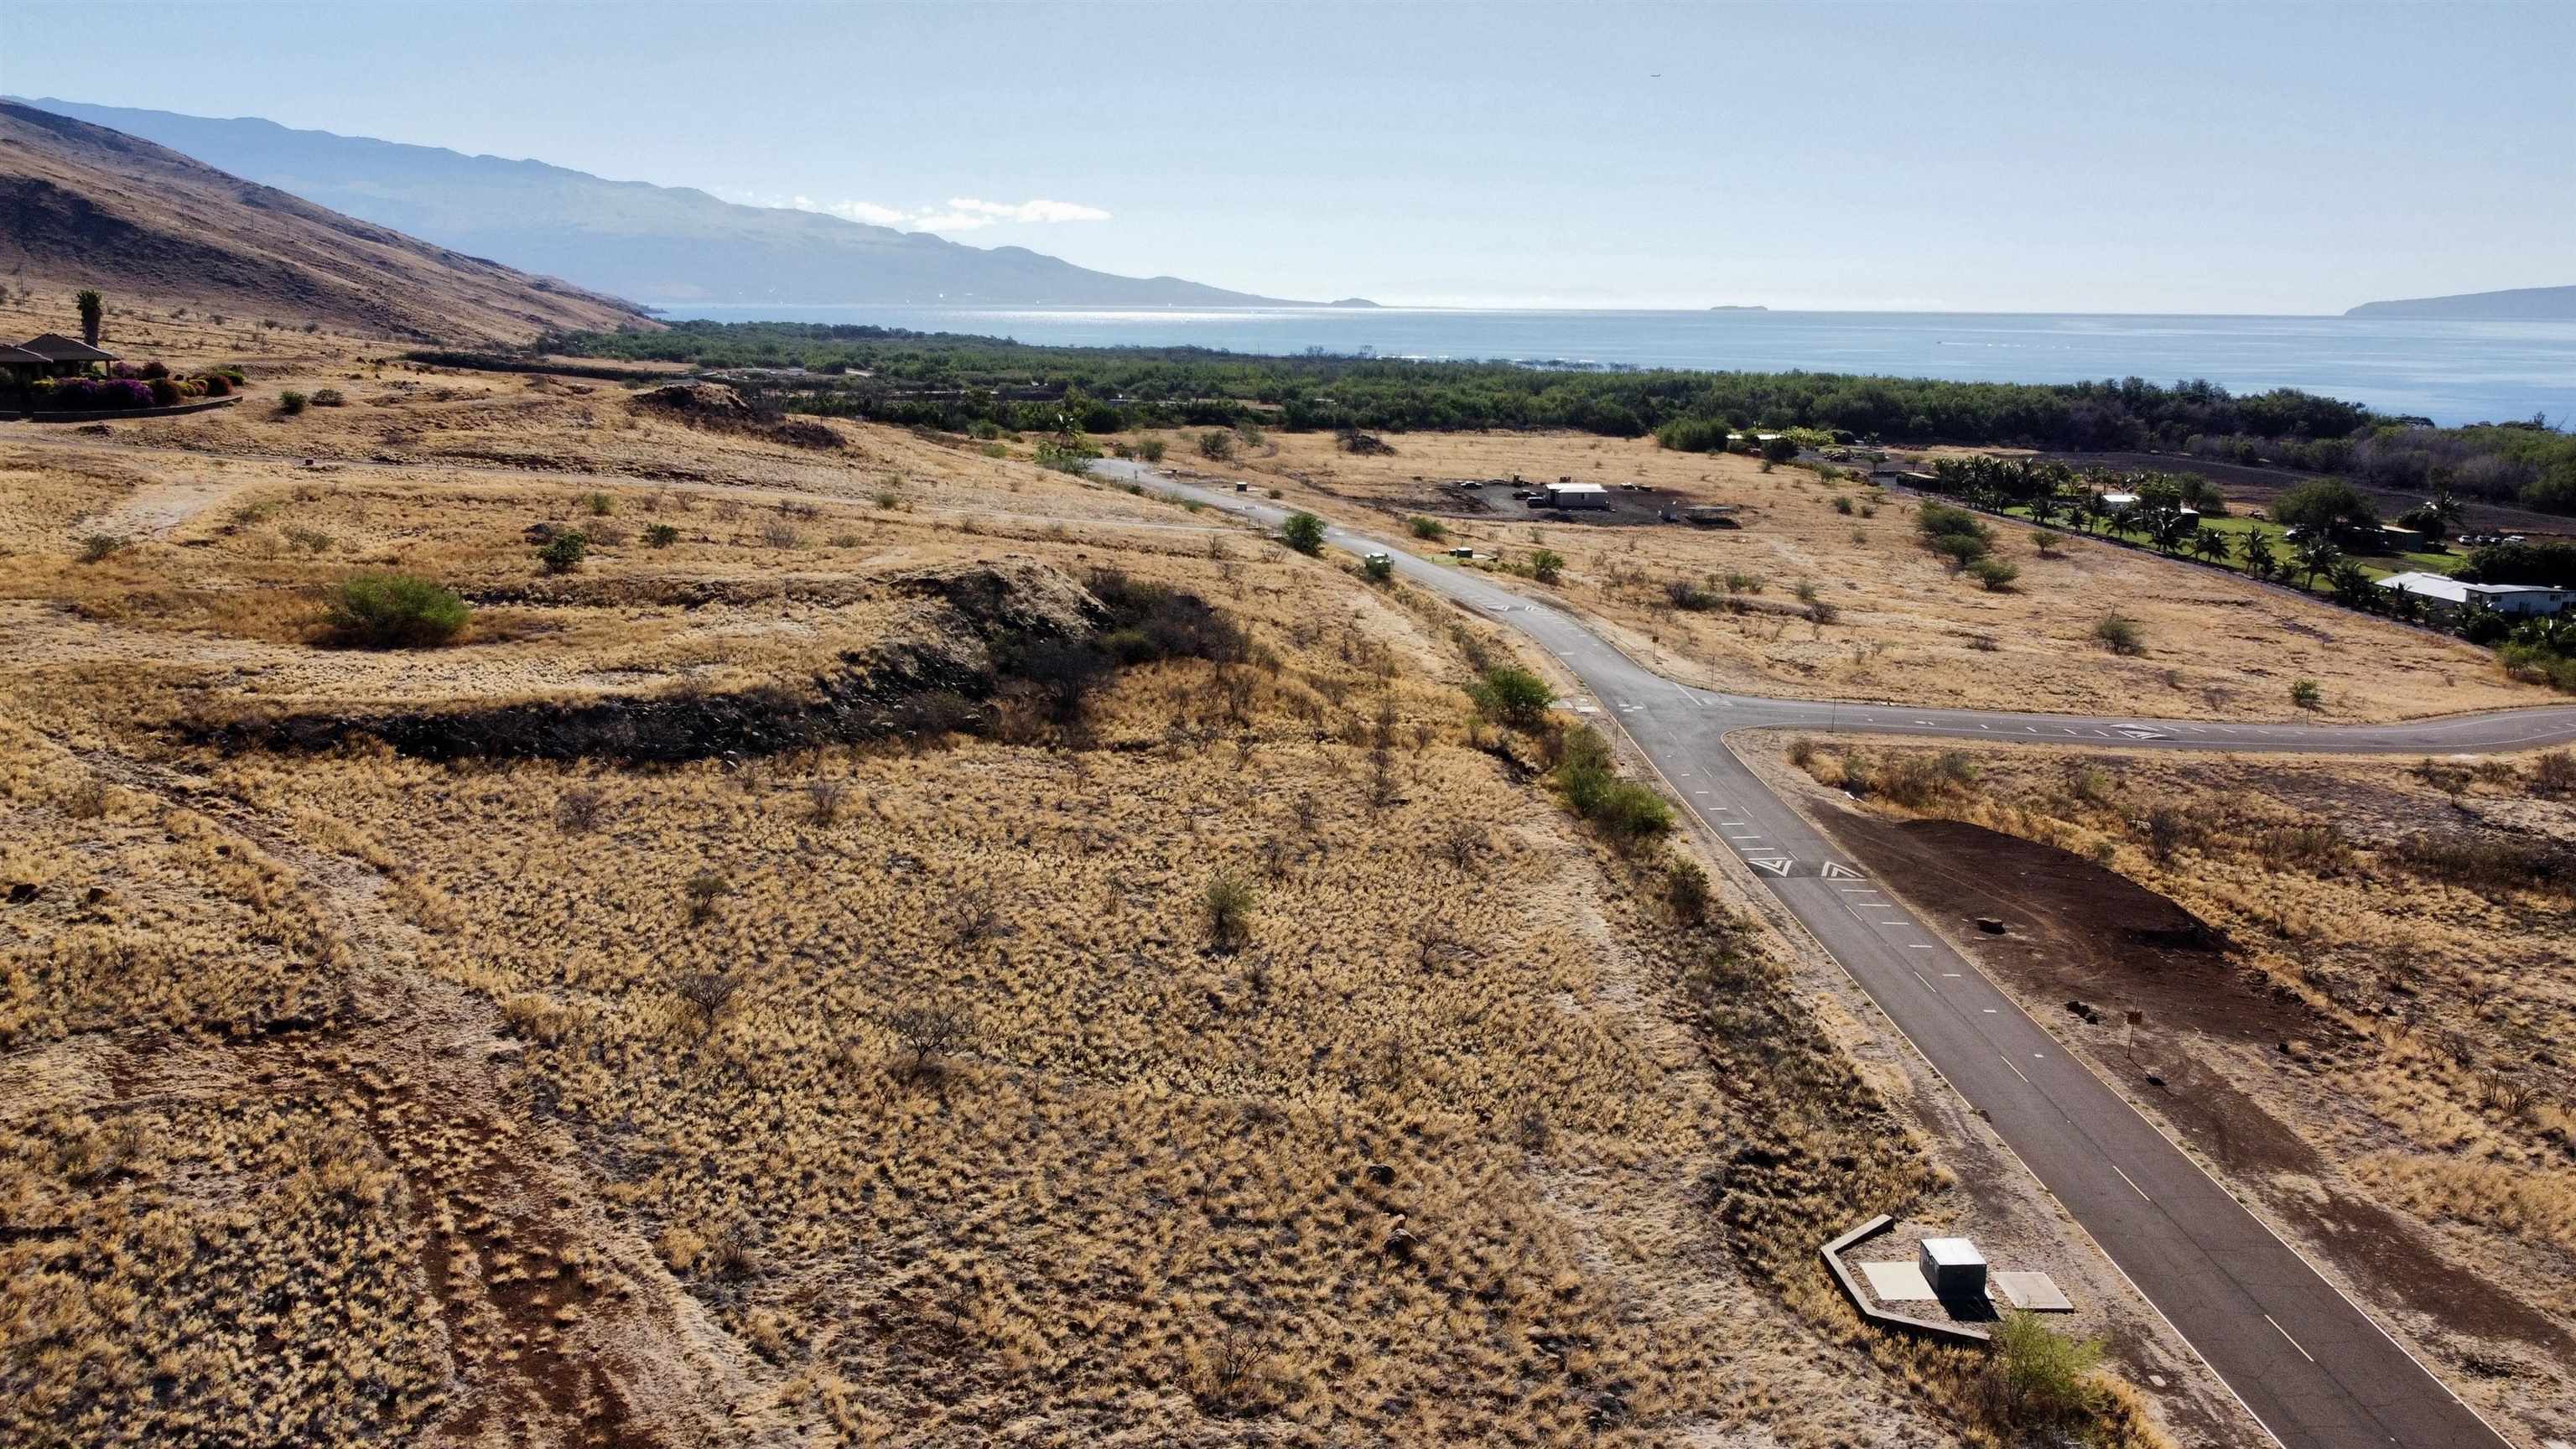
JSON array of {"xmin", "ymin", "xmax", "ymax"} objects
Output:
[{"xmin": 2376, "ymin": 571, "xmax": 2568, "ymax": 616}]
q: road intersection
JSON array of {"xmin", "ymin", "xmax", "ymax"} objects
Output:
[{"xmin": 1096, "ymin": 458, "xmax": 2574, "ymax": 1449}]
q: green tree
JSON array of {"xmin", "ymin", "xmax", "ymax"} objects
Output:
[
  {"xmin": 75, "ymin": 288, "xmax": 103, "ymax": 348},
  {"xmin": 1468, "ymin": 665, "xmax": 1553, "ymax": 728},
  {"xmin": 1279, "ymin": 512, "xmax": 1326, "ymax": 555},
  {"xmin": 2272, "ymin": 476, "xmax": 2380, "ymax": 536},
  {"xmin": 1529, "ymin": 548, "xmax": 1566, "ymax": 583},
  {"xmin": 2189, "ymin": 529, "xmax": 2231, "ymax": 565}
]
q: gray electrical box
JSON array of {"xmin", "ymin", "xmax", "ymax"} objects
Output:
[{"xmin": 1919, "ymin": 1238, "xmax": 1987, "ymax": 1296}]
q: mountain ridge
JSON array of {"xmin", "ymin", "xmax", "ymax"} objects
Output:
[
  {"xmin": 0, "ymin": 101, "xmax": 654, "ymax": 344},
  {"xmin": 15, "ymin": 98, "xmax": 1314, "ymax": 309},
  {"xmin": 2345, "ymin": 283, "xmax": 2576, "ymax": 320}
]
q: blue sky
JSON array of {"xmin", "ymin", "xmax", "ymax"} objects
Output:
[{"xmin": 8, "ymin": 0, "xmax": 2572, "ymax": 312}]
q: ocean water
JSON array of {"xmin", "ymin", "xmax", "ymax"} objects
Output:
[{"xmin": 653, "ymin": 304, "xmax": 2576, "ymax": 428}]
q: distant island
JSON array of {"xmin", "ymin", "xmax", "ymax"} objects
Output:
[
  {"xmin": 1325, "ymin": 298, "xmax": 1381, "ymax": 309},
  {"xmin": 1706, "ymin": 304, "xmax": 1768, "ymax": 312},
  {"xmin": 2345, "ymin": 283, "xmax": 2576, "ymax": 320}
]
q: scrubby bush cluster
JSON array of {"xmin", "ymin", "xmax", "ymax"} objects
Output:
[
  {"xmin": 1552, "ymin": 725, "xmax": 1673, "ymax": 843},
  {"xmin": 320, "ymin": 573, "xmax": 470, "ymax": 648}
]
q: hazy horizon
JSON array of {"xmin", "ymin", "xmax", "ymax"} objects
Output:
[{"xmin": 8, "ymin": 0, "xmax": 2573, "ymax": 314}]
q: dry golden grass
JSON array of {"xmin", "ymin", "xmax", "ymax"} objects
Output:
[
  {"xmin": 0, "ymin": 328, "xmax": 2177, "ymax": 1446},
  {"xmin": 1156, "ymin": 428, "xmax": 2541, "ymax": 723}
]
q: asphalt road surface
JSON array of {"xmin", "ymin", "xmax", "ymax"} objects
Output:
[{"xmin": 1095, "ymin": 460, "xmax": 2571, "ymax": 1449}]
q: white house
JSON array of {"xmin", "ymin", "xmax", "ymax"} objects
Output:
[
  {"xmin": 2097, "ymin": 491, "xmax": 2198, "ymax": 521},
  {"xmin": 2375, "ymin": 571, "xmax": 2569, "ymax": 618},
  {"xmin": 1540, "ymin": 483, "xmax": 1610, "ymax": 510}
]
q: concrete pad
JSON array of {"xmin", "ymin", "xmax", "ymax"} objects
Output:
[
  {"xmin": 1993, "ymin": 1270, "xmax": 2074, "ymax": 1311},
  {"xmin": 1859, "ymin": 1260, "xmax": 1936, "ymax": 1302}
]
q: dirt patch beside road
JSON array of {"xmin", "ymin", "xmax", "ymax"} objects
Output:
[{"xmin": 1805, "ymin": 807, "xmax": 2574, "ymax": 1358}]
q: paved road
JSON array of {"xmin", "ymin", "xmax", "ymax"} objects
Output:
[{"xmin": 1096, "ymin": 460, "xmax": 2566, "ymax": 1449}]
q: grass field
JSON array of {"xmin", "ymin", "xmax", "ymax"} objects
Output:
[{"xmin": 0, "ymin": 290, "xmax": 2183, "ymax": 1447}]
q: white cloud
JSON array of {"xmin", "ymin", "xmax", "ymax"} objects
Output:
[
  {"xmin": 939, "ymin": 197, "xmax": 1114, "ymax": 226},
  {"xmin": 792, "ymin": 195, "xmax": 911, "ymax": 227},
  {"xmin": 737, "ymin": 189, "xmax": 1112, "ymax": 232}
]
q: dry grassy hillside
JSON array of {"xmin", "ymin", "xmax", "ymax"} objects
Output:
[
  {"xmin": 0, "ymin": 325, "xmax": 2187, "ymax": 1446},
  {"xmin": 0, "ymin": 102, "xmax": 651, "ymax": 345},
  {"xmin": 1158, "ymin": 428, "xmax": 2537, "ymax": 723},
  {"xmin": 1748, "ymin": 734, "xmax": 2576, "ymax": 1438}
]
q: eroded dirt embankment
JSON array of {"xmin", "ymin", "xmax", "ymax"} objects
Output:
[{"xmin": 183, "ymin": 563, "xmax": 1245, "ymax": 764}]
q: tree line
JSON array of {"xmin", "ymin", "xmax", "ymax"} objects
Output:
[
  {"xmin": 544, "ymin": 321, "xmax": 2372, "ymax": 454},
  {"xmin": 540, "ymin": 321, "xmax": 2573, "ymax": 517}
]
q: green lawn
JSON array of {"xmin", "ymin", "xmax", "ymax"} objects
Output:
[{"xmin": 1993, "ymin": 505, "xmax": 2462, "ymax": 589}]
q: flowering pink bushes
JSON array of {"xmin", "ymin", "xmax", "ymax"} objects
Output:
[{"xmin": 25, "ymin": 363, "xmax": 240, "ymax": 411}]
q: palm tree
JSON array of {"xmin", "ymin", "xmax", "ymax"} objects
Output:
[
  {"xmin": 2075, "ymin": 491, "xmax": 2110, "ymax": 535},
  {"xmin": 75, "ymin": 288, "xmax": 103, "ymax": 349},
  {"xmin": 2190, "ymin": 529, "xmax": 2231, "ymax": 566},
  {"xmin": 2236, "ymin": 529, "xmax": 2278, "ymax": 580},
  {"xmin": 2294, "ymin": 536, "xmax": 2344, "ymax": 590},
  {"xmin": 2328, "ymin": 562, "xmax": 2376, "ymax": 609}
]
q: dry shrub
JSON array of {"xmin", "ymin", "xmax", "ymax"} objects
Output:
[
  {"xmin": 554, "ymin": 786, "xmax": 605, "ymax": 834},
  {"xmin": 1203, "ymin": 869, "xmax": 1257, "ymax": 952},
  {"xmin": 805, "ymin": 777, "xmax": 850, "ymax": 824},
  {"xmin": 2253, "ymin": 823, "xmax": 2350, "ymax": 874},
  {"xmin": 2532, "ymin": 750, "xmax": 2575, "ymax": 796},
  {"xmin": 883, "ymin": 1001, "xmax": 969, "ymax": 1086},
  {"xmin": 2392, "ymin": 833, "xmax": 2568, "ymax": 898},
  {"xmin": 676, "ymin": 970, "xmax": 741, "ymax": 1031},
  {"xmin": 1665, "ymin": 857, "xmax": 1711, "ymax": 923}
]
